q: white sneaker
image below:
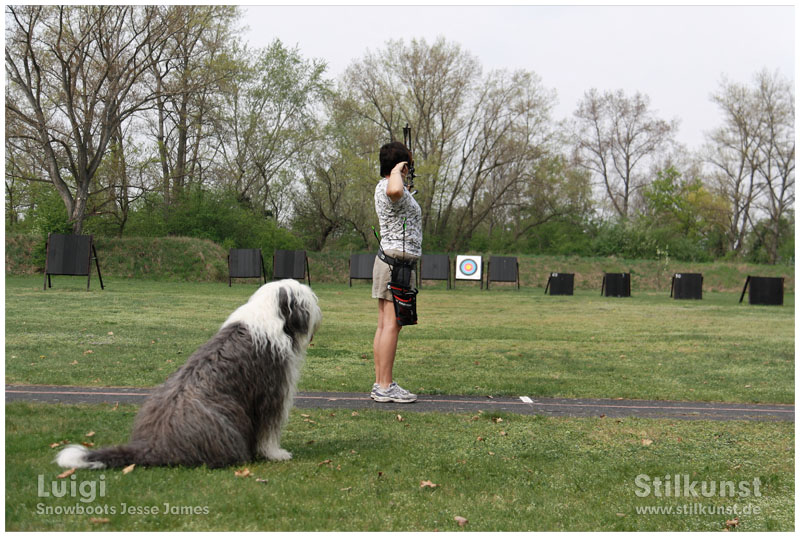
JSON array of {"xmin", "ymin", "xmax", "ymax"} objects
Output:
[{"xmin": 371, "ymin": 382, "xmax": 417, "ymax": 403}]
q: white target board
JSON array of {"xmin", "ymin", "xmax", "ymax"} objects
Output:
[{"xmin": 455, "ymin": 255, "xmax": 482, "ymax": 280}]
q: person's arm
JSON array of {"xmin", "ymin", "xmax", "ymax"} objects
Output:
[{"xmin": 386, "ymin": 161, "xmax": 407, "ymax": 202}]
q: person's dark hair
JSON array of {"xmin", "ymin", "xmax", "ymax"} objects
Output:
[{"xmin": 379, "ymin": 141, "xmax": 411, "ymax": 177}]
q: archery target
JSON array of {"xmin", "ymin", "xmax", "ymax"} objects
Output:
[{"xmin": 456, "ymin": 255, "xmax": 482, "ymax": 280}]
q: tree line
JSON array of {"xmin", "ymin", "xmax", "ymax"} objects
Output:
[{"xmin": 5, "ymin": 5, "xmax": 794, "ymax": 264}]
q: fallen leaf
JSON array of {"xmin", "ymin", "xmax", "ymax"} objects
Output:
[
  {"xmin": 255, "ymin": 478, "xmax": 268, "ymax": 483},
  {"xmin": 499, "ymin": 431, "xmax": 507, "ymax": 436},
  {"xmin": 641, "ymin": 439, "xmax": 653, "ymax": 446},
  {"xmin": 111, "ymin": 402, "xmax": 119, "ymax": 411},
  {"xmin": 301, "ymin": 414, "xmax": 311, "ymax": 418},
  {"xmin": 477, "ymin": 436, "xmax": 485, "ymax": 442},
  {"xmin": 81, "ymin": 442, "xmax": 94, "ymax": 447},
  {"xmin": 57, "ymin": 468, "xmax": 75, "ymax": 479},
  {"xmin": 83, "ymin": 350, "xmax": 94, "ymax": 355},
  {"xmin": 616, "ymin": 512, "xmax": 626, "ymax": 517},
  {"xmin": 108, "ymin": 331, "xmax": 114, "ymax": 336},
  {"xmin": 90, "ymin": 518, "xmax": 110, "ymax": 524},
  {"xmin": 303, "ymin": 418, "xmax": 316, "ymax": 424},
  {"xmin": 726, "ymin": 517, "xmax": 739, "ymax": 529},
  {"xmin": 492, "ymin": 417, "xmax": 503, "ymax": 423},
  {"xmin": 420, "ymin": 480, "xmax": 439, "ymax": 488},
  {"xmin": 340, "ymin": 486, "xmax": 352, "ymax": 492},
  {"xmin": 85, "ymin": 431, "xmax": 96, "ymax": 437},
  {"xmin": 488, "ymin": 451, "xmax": 495, "ymax": 456},
  {"xmin": 396, "ymin": 414, "xmax": 404, "ymax": 422},
  {"xmin": 318, "ymin": 459, "xmax": 332, "ymax": 466},
  {"xmin": 49, "ymin": 443, "xmax": 60, "ymax": 449},
  {"xmin": 122, "ymin": 464, "xmax": 136, "ymax": 475},
  {"xmin": 351, "ymin": 411, "xmax": 359, "ymax": 417},
  {"xmin": 70, "ymin": 360, "xmax": 79, "ymax": 365},
  {"xmin": 454, "ymin": 516, "xmax": 468, "ymax": 527},
  {"xmin": 234, "ymin": 468, "xmax": 252, "ymax": 478}
]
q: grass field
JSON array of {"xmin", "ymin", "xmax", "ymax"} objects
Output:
[
  {"xmin": 4, "ymin": 276, "xmax": 795, "ymax": 531},
  {"xmin": 5, "ymin": 275, "xmax": 794, "ymax": 403},
  {"xmin": 5, "ymin": 403, "xmax": 794, "ymax": 531}
]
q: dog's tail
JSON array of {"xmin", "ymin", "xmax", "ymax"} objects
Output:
[{"xmin": 54, "ymin": 443, "xmax": 149, "ymax": 470}]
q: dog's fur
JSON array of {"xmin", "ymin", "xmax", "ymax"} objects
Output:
[{"xmin": 55, "ymin": 279, "xmax": 321, "ymax": 469}]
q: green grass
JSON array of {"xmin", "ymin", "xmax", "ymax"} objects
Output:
[
  {"xmin": 5, "ymin": 403, "xmax": 794, "ymax": 531},
  {"xmin": 5, "ymin": 276, "xmax": 794, "ymax": 404},
  {"xmin": 5, "ymin": 233, "xmax": 229, "ymax": 281}
]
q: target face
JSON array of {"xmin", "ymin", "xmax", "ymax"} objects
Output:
[
  {"xmin": 455, "ymin": 255, "xmax": 482, "ymax": 280},
  {"xmin": 459, "ymin": 259, "xmax": 478, "ymax": 275}
]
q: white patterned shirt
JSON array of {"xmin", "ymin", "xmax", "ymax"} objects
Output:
[{"xmin": 374, "ymin": 178, "xmax": 422, "ymax": 257}]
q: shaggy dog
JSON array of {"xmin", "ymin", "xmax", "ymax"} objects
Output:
[{"xmin": 55, "ymin": 279, "xmax": 321, "ymax": 469}]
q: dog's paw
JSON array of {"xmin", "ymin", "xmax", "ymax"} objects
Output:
[{"xmin": 265, "ymin": 448, "xmax": 292, "ymax": 461}]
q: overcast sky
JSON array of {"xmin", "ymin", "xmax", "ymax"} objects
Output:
[{"xmin": 242, "ymin": 3, "xmax": 794, "ymax": 151}]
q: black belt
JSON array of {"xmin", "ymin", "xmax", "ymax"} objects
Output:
[{"xmin": 377, "ymin": 249, "xmax": 417, "ymax": 271}]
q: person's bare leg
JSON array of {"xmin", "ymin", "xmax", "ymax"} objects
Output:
[{"xmin": 374, "ymin": 298, "xmax": 401, "ymax": 389}]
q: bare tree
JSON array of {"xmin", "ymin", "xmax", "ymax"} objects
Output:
[
  {"xmin": 5, "ymin": 5, "xmax": 171, "ymax": 234},
  {"xmin": 5, "ymin": 87, "xmax": 49, "ymax": 228},
  {"xmin": 290, "ymin": 93, "xmax": 383, "ymax": 250},
  {"xmin": 705, "ymin": 70, "xmax": 794, "ymax": 262},
  {"xmin": 145, "ymin": 5, "xmax": 239, "ymax": 208},
  {"xmin": 339, "ymin": 38, "xmax": 567, "ymax": 249},
  {"xmin": 211, "ymin": 39, "xmax": 329, "ymax": 224},
  {"xmin": 340, "ymin": 37, "xmax": 481, "ymax": 233},
  {"xmin": 573, "ymin": 89, "xmax": 678, "ymax": 218},
  {"xmin": 749, "ymin": 70, "xmax": 794, "ymax": 262},
  {"xmin": 705, "ymin": 78, "xmax": 764, "ymax": 253},
  {"xmin": 438, "ymin": 69, "xmax": 558, "ymax": 250}
]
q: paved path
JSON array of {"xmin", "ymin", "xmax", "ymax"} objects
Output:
[{"xmin": 5, "ymin": 384, "xmax": 793, "ymax": 422}]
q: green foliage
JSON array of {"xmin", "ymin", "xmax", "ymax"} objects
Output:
[
  {"xmin": 25, "ymin": 186, "xmax": 73, "ymax": 236},
  {"xmin": 125, "ymin": 187, "xmax": 302, "ymax": 255},
  {"xmin": 639, "ymin": 167, "xmax": 729, "ymax": 260},
  {"xmin": 15, "ymin": 185, "xmax": 75, "ymax": 269},
  {"xmin": 517, "ymin": 219, "xmax": 594, "ymax": 256},
  {"xmin": 744, "ymin": 216, "xmax": 795, "ymax": 264}
]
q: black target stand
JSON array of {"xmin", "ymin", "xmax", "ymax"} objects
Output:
[
  {"xmin": 43, "ymin": 233, "xmax": 104, "ymax": 291},
  {"xmin": 739, "ymin": 276, "xmax": 784, "ymax": 306}
]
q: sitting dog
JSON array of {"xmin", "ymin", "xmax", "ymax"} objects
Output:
[{"xmin": 55, "ymin": 279, "xmax": 321, "ymax": 469}]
